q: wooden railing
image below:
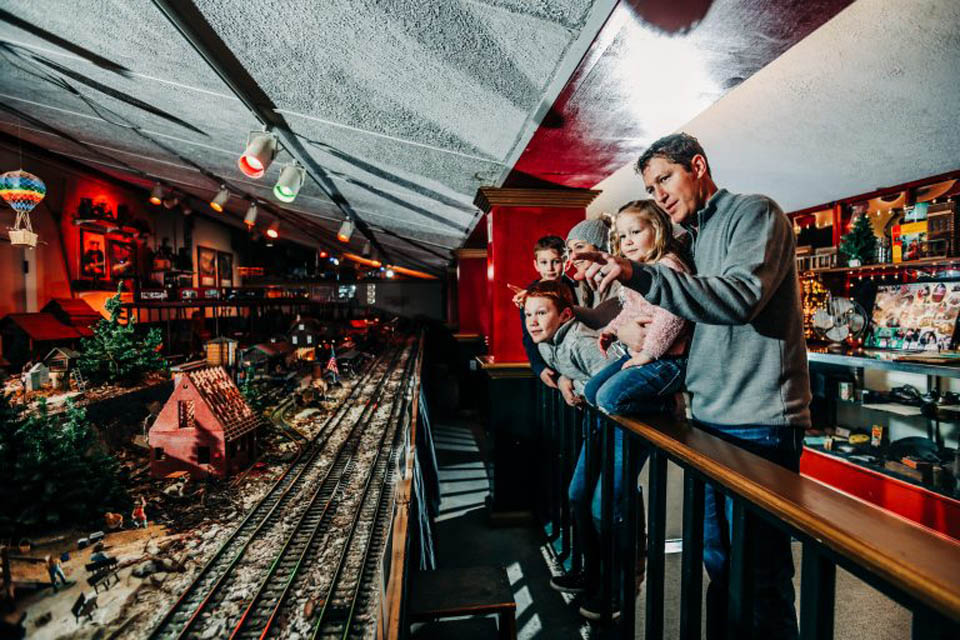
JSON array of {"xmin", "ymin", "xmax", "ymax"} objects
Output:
[{"xmin": 535, "ymin": 386, "xmax": 960, "ymax": 639}]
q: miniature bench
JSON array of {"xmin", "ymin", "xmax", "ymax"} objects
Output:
[
  {"xmin": 407, "ymin": 567, "xmax": 516, "ymax": 640},
  {"xmin": 71, "ymin": 592, "xmax": 98, "ymax": 623},
  {"xmin": 87, "ymin": 558, "xmax": 120, "ymax": 594}
]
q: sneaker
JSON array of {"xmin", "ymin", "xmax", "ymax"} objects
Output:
[
  {"xmin": 578, "ymin": 594, "xmax": 621, "ymax": 622},
  {"xmin": 549, "ymin": 572, "xmax": 587, "ymax": 594}
]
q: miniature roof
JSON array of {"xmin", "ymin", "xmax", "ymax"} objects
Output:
[
  {"xmin": 44, "ymin": 346, "xmax": 82, "ymax": 360},
  {"xmin": 42, "ymin": 298, "xmax": 100, "ymax": 327},
  {"xmin": 249, "ymin": 341, "xmax": 292, "ymax": 356},
  {"xmin": 207, "ymin": 336, "xmax": 238, "ymax": 344},
  {"xmin": 26, "ymin": 362, "xmax": 48, "ymax": 373},
  {"xmin": 187, "ymin": 366, "xmax": 260, "ymax": 441},
  {"xmin": 3, "ymin": 313, "xmax": 86, "ymax": 341}
]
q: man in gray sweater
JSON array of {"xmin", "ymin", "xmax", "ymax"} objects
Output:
[{"xmin": 574, "ymin": 133, "xmax": 810, "ymax": 639}]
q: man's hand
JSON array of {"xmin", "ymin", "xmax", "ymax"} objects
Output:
[
  {"xmin": 616, "ymin": 318, "xmax": 649, "ymax": 352},
  {"xmin": 569, "ymin": 251, "xmax": 633, "ymax": 293},
  {"xmin": 622, "ymin": 352, "xmax": 654, "ymax": 369},
  {"xmin": 597, "ymin": 331, "xmax": 616, "ymax": 357},
  {"xmin": 558, "ymin": 375, "xmax": 582, "ymax": 407},
  {"xmin": 539, "ymin": 367, "xmax": 559, "ymax": 389}
]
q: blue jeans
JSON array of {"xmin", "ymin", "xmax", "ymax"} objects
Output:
[
  {"xmin": 583, "ymin": 354, "xmax": 686, "ymax": 416},
  {"xmin": 695, "ymin": 421, "xmax": 804, "ymax": 640}
]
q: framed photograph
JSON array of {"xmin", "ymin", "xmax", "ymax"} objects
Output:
[
  {"xmin": 80, "ymin": 230, "xmax": 107, "ymax": 279},
  {"xmin": 107, "ymin": 239, "xmax": 136, "ymax": 279},
  {"xmin": 197, "ymin": 246, "xmax": 218, "ymax": 287},
  {"xmin": 217, "ymin": 251, "xmax": 234, "ymax": 287}
]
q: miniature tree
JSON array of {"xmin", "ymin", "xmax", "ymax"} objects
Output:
[
  {"xmin": 839, "ymin": 213, "xmax": 878, "ymax": 266},
  {"xmin": 78, "ymin": 287, "xmax": 167, "ymax": 386},
  {"xmin": 0, "ymin": 396, "xmax": 126, "ymax": 534}
]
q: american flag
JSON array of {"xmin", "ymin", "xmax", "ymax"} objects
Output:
[{"xmin": 325, "ymin": 347, "xmax": 339, "ymax": 379}]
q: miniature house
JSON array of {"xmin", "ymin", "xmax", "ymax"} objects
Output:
[
  {"xmin": 240, "ymin": 341, "xmax": 293, "ymax": 372},
  {"xmin": 42, "ymin": 298, "xmax": 101, "ymax": 335},
  {"xmin": 288, "ymin": 316, "xmax": 324, "ymax": 350},
  {"xmin": 43, "ymin": 347, "xmax": 81, "ymax": 390},
  {"xmin": 148, "ymin": 366, "xmax": 261, "ymax": 478},
  {"xmin": 205, "ymin": 336, "xmax": 238, "ymax": 368},
  {"xmin": 1, "ymin": 312, "xmax": 88, "ymax": 370}
]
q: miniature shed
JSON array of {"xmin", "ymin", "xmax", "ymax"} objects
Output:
[
  {"xmin": 43, "ymin": 347, "xmax": 81, "ymax": 390},
  {"xmin": 205, "ymin": 336, "xmax": 238, "ymax": 368}
]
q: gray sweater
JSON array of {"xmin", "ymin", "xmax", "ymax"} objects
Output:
[
  {"xmin": 629, "ymin": 189, "xmax": 811, "ymax": 427},
  {"xmin": 537, "ymin": 320, "xmax": 618, "ymax": 393}
]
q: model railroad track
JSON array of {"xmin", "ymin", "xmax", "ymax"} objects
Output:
[
  {"xmin": 308, "ymin": 371, "xmax": 411, "ymax": 640},
  {"xmin": 228, "ymin": 345, "xmax": 416, "ymax": 640},
  {"xmin": 146, "ymin": 347, "xmax": 402, "ymax": 640}
]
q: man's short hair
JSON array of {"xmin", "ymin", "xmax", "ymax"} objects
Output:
[
  {"xmin": 525, "ymin": 279, "xmax": 575, "ymax": 312},
  {"xmin": 635, "ymin": 132, "xmax": 711, "ymax": 177},
  {"xmin": 533, "ymin": 235, "xmax": 565, "ymax": 255}
]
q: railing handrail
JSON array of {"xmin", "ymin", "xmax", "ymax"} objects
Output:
[{"xmin": 606, "ymin": 411, "xmax": 960, "ymax": 622}]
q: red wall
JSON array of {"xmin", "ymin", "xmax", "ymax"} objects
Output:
[{"xmin": 487, "ymin": 206, "xmax": 587, "ymax": 363}]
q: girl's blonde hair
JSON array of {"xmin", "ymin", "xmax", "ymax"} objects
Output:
[{"xmin": 612, "ymin": 200, "xmax": 687, "ymax": 265}]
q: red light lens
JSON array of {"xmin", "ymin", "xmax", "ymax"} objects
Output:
[{"xmin": 238, "ymin": 155, "xmax": 264, "ymax": 178}]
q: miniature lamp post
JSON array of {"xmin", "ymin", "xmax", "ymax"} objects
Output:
[{"xmin": 0, "ymin": 169, "xmax": 46, "ymax": 248}]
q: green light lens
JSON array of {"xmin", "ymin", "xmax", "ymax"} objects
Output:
[{"xmin": 273, "ymin": 184, "xmax": 296, "ymax": 203}]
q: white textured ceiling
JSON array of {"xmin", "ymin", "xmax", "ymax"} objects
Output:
[
  {"xmin": 0, "ymin": 0, "xmax": 615, "ymax": 270},
  {"xmin": 590, "ymin": 0, "xmax": 960, "ymax": 217}
]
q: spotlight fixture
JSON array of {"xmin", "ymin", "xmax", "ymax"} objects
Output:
[
  {"xmin": 181, "ymin": 202, "xmax": 193, "ymax": 216},
  {"xmin": 266, "ymin": 219, "xmax": 279, "ymax": 239},
  {"xmin": 361, "ymin": 240, "xmax": 372, "ymax": 257},
  {"xmin": 244, "ymin": 201, "xmax": 259, "ymax": 227},
  {"xmin": 149, "ymin": 182, "xmax": 164, "ymax": 205},
  {"xmin": 385, "ymin": 268, "xmax": 395, "ymax": 279},
  {"xmin": 210, "ymin": 185, "xmax": 229, "ymax": 212},
  {"xmin": 273, "ymin": 161, "xmax": 305, "ymax": 203},
  {"xmin": 337, "ymin": 219, "xmax": 353, "ymax": 243},
  {"xmin": 162, "ymin": 194, "xmax": 179, "ymax": 209},
  {"xmin": 238, "ymin": 131, "xmax": 278, "ymax": 179}
]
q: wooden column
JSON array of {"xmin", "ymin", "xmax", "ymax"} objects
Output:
[{"xmin": 473, "ymin": 187, "xmax": 601, "ymax": 364}]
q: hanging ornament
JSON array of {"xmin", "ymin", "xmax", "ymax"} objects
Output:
[{"xmin": 1, "ymin": 169, "xmax": 46, "ymax": 248}]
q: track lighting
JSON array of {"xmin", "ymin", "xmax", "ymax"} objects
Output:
[
  {"xmin": 149, "ymin": 182, "xmax": 164, "ymax": 205},
  {"xmin": 266, "ymin": 219, "xmax": 279, "ymax": 239},
  {"xmin": 273, "ymin": 161, "xmax": 305, "ymax": 203},
  {"xmin": 244, "ymin": 201, "xmax": 259, "ymax": 227},
  {"xmin": 337, "ymin": 219, "xmax": 353, "ymax": 243},
  {"xmin": 361, "ymin": 240, "xmax": 372, "ymax": 257},
  {"xmin": 238, "ymin": 131, "xmax": 278, "ymax": 179},
  {"xmin": 210, "ymin": 185, "xmax": 229, "ymax": 212}
]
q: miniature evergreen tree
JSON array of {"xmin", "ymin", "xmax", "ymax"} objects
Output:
[
  {"xmin": 0, "ymin": 396, "xmax": 126, "ymax": 534},
  {"xmin": 839, "ymin": 213, "xmax": 878, "ymax": 266},
  {"xmin": 77, "ymin": 287, "xmax": 167, "ymax": 386}
]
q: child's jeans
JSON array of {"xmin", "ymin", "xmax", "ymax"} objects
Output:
[{"xmin": 583, "ymin": 354, "xmax": 686, "ymax": 416}]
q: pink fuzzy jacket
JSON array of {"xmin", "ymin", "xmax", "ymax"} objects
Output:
[{"xmin": 603, "ymin": 253, "xmax": 691, "ymax": 360}]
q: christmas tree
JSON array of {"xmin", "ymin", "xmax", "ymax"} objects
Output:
[
  {"xmin": 839, "ymin": 213, "xmax": 878, "ymax": 266},
  {"xmin": 0, "ymin": 395, "xmax": 126, "ymax": 534},
  {"xmin": 77, "ymin": 287, "xmax": 167, "ymax": 386}
]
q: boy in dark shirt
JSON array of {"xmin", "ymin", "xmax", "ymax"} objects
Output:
[{"xmin": 518, "ymin": 236, "xmax": 578, "ymax": 388}]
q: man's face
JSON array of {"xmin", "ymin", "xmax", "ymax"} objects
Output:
[
  {"xmin": 524, "ymin": 295, "xmax": 571, "ymax": 343},
  {"xmin": 533, "ymin": 248, "xmax": 563, "ymax": 281},
  {"xmin": 641, "ymin": 156, "xmax": 706, "ymax": 225}
]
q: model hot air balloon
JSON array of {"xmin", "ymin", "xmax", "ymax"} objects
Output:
[{"xmin": 0, "ymin": 169, "xmax": 45, "ymax": 248}]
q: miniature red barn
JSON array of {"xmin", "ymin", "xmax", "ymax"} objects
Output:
[{"xmin": 149, "ymin": 366, "xmax": 261, "ymax": 478}]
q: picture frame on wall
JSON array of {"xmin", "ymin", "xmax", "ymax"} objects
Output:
[
  {"xmin": 217, "ymin": 251, "xmax": 234, "ymax": 287},
  {"xmin": 107, "ymin": 239, "xmax": 136, "ymax": 279},
  {"xmin": 80, "ymin": 230, "xmax": 107, "ymax": 279},
  {"xmin": 197, "ymin": 245, "xmax": 218, "ymax": 287}
]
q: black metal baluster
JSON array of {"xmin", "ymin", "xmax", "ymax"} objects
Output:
[
  {"xmin": 727, "ymin": 500, "xmax": 755, "ymax": 640},
  {"xmin": 620, "ymin": 429, "xmax": 641, "ymax": 637},
  {"xmin": 800, "ymin": 543, "xmax": 836, "ymax": 640},
  {"xmin": 645, "ymin": 449, "xmax": 667, "ymax": 640},
  {"xmin": 571, "ymin": 405, "xmax": 584, "ymax": 575},
  {"xmin": 559, "ymin": 397, "xmax": 572, "ymax": 562},
  {"xmin": 600, "ymin": 412, "xmax": 615, "ymax": 623},
  {"xmin": 679, "ymin": 471, "xmax": 704, "ymax": 640}
]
